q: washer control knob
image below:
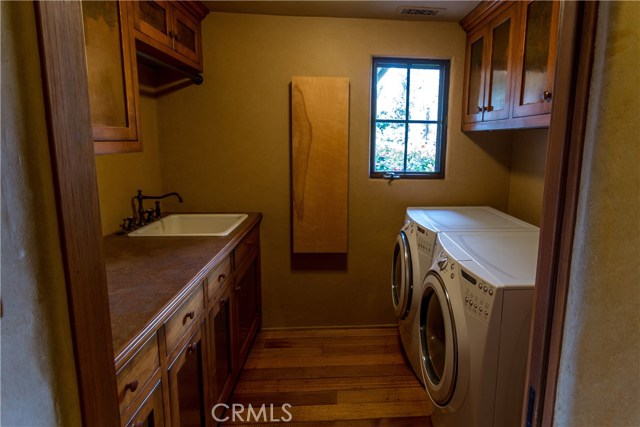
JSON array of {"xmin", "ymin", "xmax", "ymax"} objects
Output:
[
  {"xmin": 437, "ymin": 256, "xmax": 449, "ymax": 271},
  {"xmin": 489, "ymin": 289, "xmax": 494, "ymax": 296},
  {"xmin": 483, "ymin": 286, "xmax": 488, "ymax": 292}
]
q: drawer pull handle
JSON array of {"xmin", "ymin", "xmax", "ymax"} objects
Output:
[
  {"xmin": 186, "ymin": 343, "xmax": 198, "ymax": 354},
  {"xmin": 218, "ymin": 273, "xmax": 226, "ymax": 282},
  {"xmin": 124, "ymin": 379, "xmax": 139, "ymax": 394},
  {"xmin": 235, "ymin": 285, "xmax": 241, "ymax": 292},
  {"xmin": 183, "ymin": 311, "xmax": 195, "ymax": 325},
  {"xmin": 129, "ymin": 421, "xmax": 143, "ymax": 427}
]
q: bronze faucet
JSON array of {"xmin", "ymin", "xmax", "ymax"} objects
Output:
[{"xmin": 132, "ymin": 190, "xmax": 184, "ymax": 226}]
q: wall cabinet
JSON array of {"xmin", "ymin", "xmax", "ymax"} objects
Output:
[
  {"xmin": 132, "ymin": 0, "xmax": 208, "ymax": 72},
  {"xmin": 81, "ymin": 1, "xmax": 141, "ymax": 154},
  {"xmin": 460, "ymin": 0, "xmax": 559, "ymax": 131}
]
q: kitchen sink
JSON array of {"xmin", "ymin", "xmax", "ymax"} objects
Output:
[{"xmin": 128, "ymin": 214, "xmax": 248, "ymax": 237}]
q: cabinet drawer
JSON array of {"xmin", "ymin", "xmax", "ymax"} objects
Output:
[
  {"xmin": 207, "ymin": 256, "xmax": 231, "ymax": 301},
  {"xmin": 117, "ymin": 334, "xmax": 160, "ymax": 414},
  {"xmin": 235, "ymin": 226, "xmax": 259, "ymax": 268},
  {"xmin": 165, "ymin": 285, "xmax": 204, "ymax": 354}
]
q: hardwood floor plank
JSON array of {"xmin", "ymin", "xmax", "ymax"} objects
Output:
[
  {"xmin": 244, "ymin": 353, "xmax": 405, "ymax": 369},
  {"xmin": 238, "ymin": 363, "xmax": 415, "ymax": 381},
  {"xmin": 224, "ymin": 327, "xmax": 433, "ymax": 427},
  {"xmin": 223, "ymin": 416, "xmax": 432, "ymax": 427}
]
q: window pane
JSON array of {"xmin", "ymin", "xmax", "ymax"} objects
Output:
[
  {"xmin": 409, "ymin": 68, "xmax": 441, "ymax": 121},
  {"xmin": 406, "ymin": 123, "xmax": 437, "ymax": 172},
  {"xmin": 374, "ymin": 122, "xmax": 406, "ymax": 172},
  {"xmin": 376, "ymin": 66, "xmax": 407, "ymax": 120}
]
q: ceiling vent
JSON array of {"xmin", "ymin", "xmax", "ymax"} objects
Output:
[{"xmin": 397, "ymin": 6, "xmax": 445, "ymax": 17}]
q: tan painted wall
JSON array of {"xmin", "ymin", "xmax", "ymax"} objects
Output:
[
  {"xmin": 96, "ymin": 96, "xmax": 164, "ymax": 235},
  {"xmin": 554, "ymin": 2, "xmax": 640, "ymax": 425},
  {"xmin": 507, "ymin": 129, "xmax": 548, "ymax": 226},
  {"xmin": 1, "ymin": 2, "xmax": 81, "ymax": 425},
  {"xmin": 156, "ymin": 13, "xmax": 512, "ymax": 328}
]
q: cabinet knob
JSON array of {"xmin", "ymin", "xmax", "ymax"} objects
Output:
[
  {"xmin": 220, "ymin": 298, "xmax": 227, "ymax": 308},
  {"xmin": 129, "ymin": 421, "xmax": 143, "ymax": 427},
  {"xmin": 543, "ymin": 91, "xmax": 553, "ymax": 101},
  {"xmin": 182, "ymin": 310, "xmax": 195, "ymax": 325},
  {"xmin": 218, "ymin": 274, "xmax": 226, "ymax": 283},
  {"xmin": 486, "ymin": 105, "xmax": 494, "ymax": 112},
  {"xmin": 477, "ymin": 106, "xmax": 483, "ymax": 112},
  {"xmin": 124, "ymin": 379, "xmax": 139, "ymax": 394},
  {"xmin": 186, "ymin": 342, "xmax": 198, "ymax": 354},
  {"xmin": 235, "ymin": 285, "xmax": 241, "ymax": 292}
]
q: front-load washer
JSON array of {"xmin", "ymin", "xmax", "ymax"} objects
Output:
[
  {"xmin": 418, "ymin": 230, "xmax": 539, "ymax": 427},
  {"xmin": 392, "ymin": 207, "xmax": 536, "ymax": 384}
]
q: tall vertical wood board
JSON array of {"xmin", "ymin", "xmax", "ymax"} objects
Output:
[{"xmin": 291, "ymin": 77, "xmax": 349, "ymax": 253}]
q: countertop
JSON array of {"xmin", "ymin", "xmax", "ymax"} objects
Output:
[{"xmin": 103, "ymin": 212, "xmax": 262, "ymax": 367}]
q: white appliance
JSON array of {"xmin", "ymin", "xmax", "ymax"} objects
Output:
[
  {"xmin": 392, "ymin": 207, "xmax": 536, "ymax": 384},
  {"xmin": 419, "ymin": 230, "xmax": 539, "ymax": 427}
]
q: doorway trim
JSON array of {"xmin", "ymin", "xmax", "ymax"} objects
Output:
[
  {"xmin": 523, "ymin": 2, "xmax": 599, "ymax": 426},
  {"xmin": 34, "ymin": 2, "xmax": 120, "ymax": 425}
]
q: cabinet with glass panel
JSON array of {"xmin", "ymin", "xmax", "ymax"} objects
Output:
[{"xmin": 460, "ymin": 0, "xmax": 559, "ymax": 131}]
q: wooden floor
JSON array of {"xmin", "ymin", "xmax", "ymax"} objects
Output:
[{"xmin": 223, "ymin": 327, "xmax": 433, "ymax": 426}]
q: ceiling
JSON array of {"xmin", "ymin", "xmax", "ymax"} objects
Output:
[{"xmin": 204, "ymin": 1, "xmax": 480, "ymax": 22}]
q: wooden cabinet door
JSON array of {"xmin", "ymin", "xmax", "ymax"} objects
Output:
[
  {"xmin": 207, "ymin": 285, "xmax": 234, "ymax": 424},
  {"xmin": 234, "ymin": 256, "xmax": 261, "ymax": 365},
  {"xmin": 168, "ymin": 326, "xmax": 208, "ymax": 427},
  {"xmin": 121, "ymin": 380, "xmax": 165, "ymax": 427},
  {"xmin": 81, "ymin": 1, "xmax": 141, "ymax": 153},
  {"xmin": 512, "ymin": 0, "xmax": 560, "ymax": 118},
  {"xmin": 132, "ymin": 0, "xmax": 173, "ymax": 49},
  {"xmin": 171, "ymin": 6, "xmax": 203, "ymax": 69},
  {"xmin": 462, "ymin": 28, "xmax": 488, "ymax": 124},
  {"xmin": 483, "ymin": 6, "xmax": 517, "ymax": 122}
]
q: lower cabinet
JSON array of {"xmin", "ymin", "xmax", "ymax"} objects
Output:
[
  {"xmin": 207, "ymin": 284, "xmax": 234, "ymax": 423},
  {"xmin": 234, "ymin": 254, "xmax": 261, "ymax": 364},
  {"xmin": 168, "ymin": 325, "xmax": 208, "ymax": 427},
  {"xmin": 118, "ymin": 222, "xmax": 262, "ymax": 427},
  {"xmin": 121, "ymin": 380, "xmax": 165, "ymax": 427}
]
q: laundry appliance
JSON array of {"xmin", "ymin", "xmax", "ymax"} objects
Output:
[
  {"xmin": 392, "ymin": 207, "xmax": 536, "ymax": 384},
  {"xmin": 419, "ymin": 230, "xmax": 539, "ymax": 427}
]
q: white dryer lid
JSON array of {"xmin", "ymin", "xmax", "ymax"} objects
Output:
[
  {"xmin": 439, "ymin": 230, "xmax": 540, "ymax": 289},
  {"xmin": 406, "ymin": 206, "xmax": 537, "ymax": 232}
]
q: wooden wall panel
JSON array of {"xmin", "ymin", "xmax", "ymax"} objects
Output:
[{"xmin": 291, "ymin": 77, "xmax": 349, "ymax": 253}]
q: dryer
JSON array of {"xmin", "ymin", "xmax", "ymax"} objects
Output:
[
  {"xmin": 392, "ymin": 207, "xmax": 536, "ymax": 384},
  {"xmin": 418, "ymin": 230, "xmax": 539, "ymax": 427}
]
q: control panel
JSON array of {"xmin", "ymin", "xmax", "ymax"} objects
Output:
[
  {"xmin": 416, "ymin": 225, "xmax": 436, "ymax": 260},
  {"xmin": 461, "ymin": 268, "xmax": 495, "ymax": 323}
]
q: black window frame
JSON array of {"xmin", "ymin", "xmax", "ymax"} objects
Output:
[{"xmin": 370, "ymin": 57, "xmax": 450, "ymax": 179}]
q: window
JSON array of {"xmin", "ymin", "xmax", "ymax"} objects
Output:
[{"xmin": 370, "ymin": 57, "xmax": 450, "ymax": 179}]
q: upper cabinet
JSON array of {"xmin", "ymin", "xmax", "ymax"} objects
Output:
[
  {"xmin": 82, "ymin": 1, "xmax": 141, "ymax": 154},
  {"xmin": 82, "ymin": 1, "xmax": 208, "ymax": 155},
  {"xmin": 512, "ymin": 0, "xmax": 560, "ymax": 118},
  {"xmin": 132, "ymin": 1, "xmax": 208, "ymax": 72},
  {"xmin": 460, "ymin": 0, "xmax": 560, "ymax": 131}
]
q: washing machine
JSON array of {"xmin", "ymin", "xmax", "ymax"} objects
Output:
[
  {"xmin": 392, "ymin": 207, "xmax": 536, "ymax": 384},
  {"xmin": 418, "ymin": 229, "xmax": 539, "ymax": 427}
]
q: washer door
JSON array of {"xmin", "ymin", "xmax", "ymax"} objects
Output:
[
  {"xmin": 391, "ymin": 231, "xmax": 412, "ymax": 319},
  {"xmin": 420, "ymin": 271, "xmax": 457, "ymax": 406}
]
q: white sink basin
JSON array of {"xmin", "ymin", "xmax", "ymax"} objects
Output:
[{"xmin": 128, "ymin": 214, "xmax": 248, "ymax": 237}]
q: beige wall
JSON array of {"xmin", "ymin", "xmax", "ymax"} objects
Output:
[
  {"xmin": 554, "ymin": 2, "xmax": 640, "ymax": 426},
  {"xmin": 156, "ymin": 13, "xmax": 512, "ymax": 327},
  {"xmin": 96, "ymin": 96, "xmax": 164, "ymax": 235},
  {"xmin": 1, "ymin": 2, "xmax": 81, "ymax": 425},
  {"xmin": 507, "ymin": 129, "xmax": 548, "ymax": 226}
]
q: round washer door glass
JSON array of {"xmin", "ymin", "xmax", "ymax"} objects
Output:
[
  {"xmin": 391, "ymin": 231, "xmax": 412, "ymax": 319},
  {"xmin": 420, "ymin": 272, "xmax": 457, "ymax": 406}
]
